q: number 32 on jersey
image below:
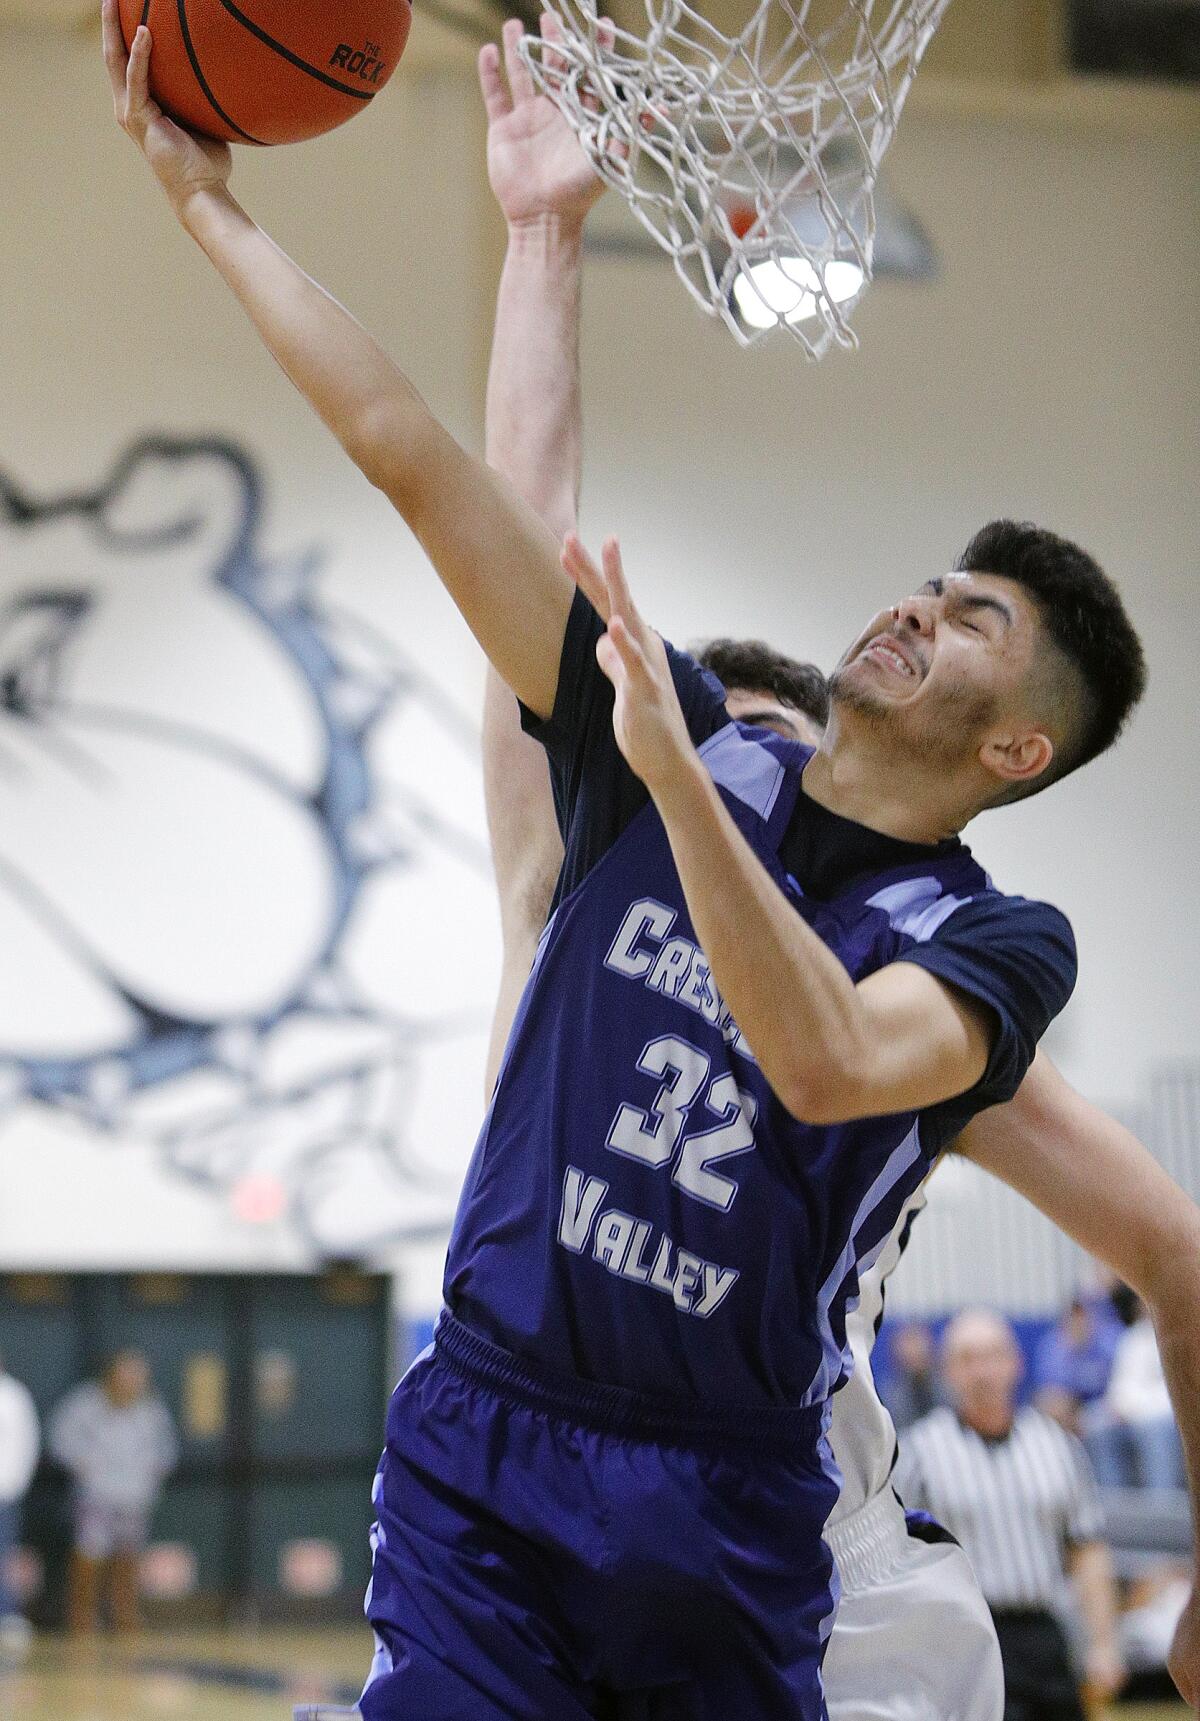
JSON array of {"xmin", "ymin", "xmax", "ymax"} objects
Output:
[{"xmin": 607, "ymin": 1034, "xmax": 758, "ymax": 1212}]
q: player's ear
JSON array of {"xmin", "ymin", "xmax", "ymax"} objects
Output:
[{"xmin": 977, "ymin": 726, "xmax": 1054, "ymax": 790}]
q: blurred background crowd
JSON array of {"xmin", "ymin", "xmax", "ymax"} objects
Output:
[
  {"xmin": 0, "ymin": 1267, "xmax": 1187, "ymax": 1715},
  {"xmin": 878, "ymin": 1275, "xmax": 1189, "ymax": 1709}
]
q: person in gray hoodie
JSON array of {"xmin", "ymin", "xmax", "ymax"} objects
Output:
[{"xmin": 49, "ymin": 1350, "xmax": 178, "ymax": 1634}]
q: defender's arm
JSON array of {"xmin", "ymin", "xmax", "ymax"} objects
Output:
[
  {"xmin": 479, "ymin": 18, "xmax": 606, "ymax": 1087},
  {"xmin": 958, "ymin": 1053, "xmax": 1200, "ymax": 1711}
]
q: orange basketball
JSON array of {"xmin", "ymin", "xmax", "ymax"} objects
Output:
[{"xmin": 118, "ymin": 0, "xmax": 411, "ymax": 146}]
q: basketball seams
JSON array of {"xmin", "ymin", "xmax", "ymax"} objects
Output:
[
  {"xmin": 211, "ymin": 0, "xmax": 378, "ymax": 102},
  {"xmin": 175, "ymin": 0, "xmax": 265, "ymax": 144},
  {"xmin": 120, "ymin": 0, "xmax": 407, "ymax": 147}
]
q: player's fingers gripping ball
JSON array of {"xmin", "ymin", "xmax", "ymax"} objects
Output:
[{"xmin": 116, "ymin": 0, "xmax": 411, "ymax": 145}]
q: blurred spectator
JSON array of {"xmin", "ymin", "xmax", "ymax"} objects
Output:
[
  {"xmin": 1034, "ymin": 1290, "xmax": 1129, "ymax": 1487},
  {"xmin": 1104, "ymin": 1295, "xmax": 1185, "ymax": 1492},
  {"xmin": 0, "ymin": 1353, "xmax": 39, "ymax": 1659},
  {"xmin": 1033, "ymin": 1294, "xmax": 1121, "ymax": 1434},
  {"xmin": 897, "ymin": 1309, "xmax": 1124, "ymax": 1721},
  {"xmin": 879, "ymin": 1320, "xmax": 942, "ymax": 1432},
  {"xmin": 48, "ymin": 1350, "xmax": 178, "ymax": 1635}
]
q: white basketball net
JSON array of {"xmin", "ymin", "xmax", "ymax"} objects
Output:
[{"xmin": 521, "ymin": 0, "xmax": 951, "ymax": 354}]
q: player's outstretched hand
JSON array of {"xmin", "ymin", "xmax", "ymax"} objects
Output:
[
  {"xmin": 561, "ymin": 534, "xmax": 697, "ymax": 802},
  {"xmin": 103, "ymin": 0, "xmax": 231, "ymax": 215},
  {"xmin": 1168, "ymin": 1583, "xmax": 1200, "ymax": 1713},
  {"xmin": 478, "ymin": 14, "xmax": 608, "ymax": 231}
]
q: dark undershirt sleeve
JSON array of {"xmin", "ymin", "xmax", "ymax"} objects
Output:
[
  {"xmin": 898, "ymin": 894, "xmax": 1078, "ymax": 1119},
  {"xmin": 519, "ymin": 588, "xmax": 730, "ymax": 906}
]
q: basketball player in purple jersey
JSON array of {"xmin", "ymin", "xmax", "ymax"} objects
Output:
[
  {"xmin": 105, "ymin": 14, "xmax": 1195, "ymax": 1716},
  {"xmin": 474, "ymin": 20, "xmax": 1200, "ymax": 1718}
]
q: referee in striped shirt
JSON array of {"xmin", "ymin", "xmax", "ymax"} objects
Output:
[{"xmin": 895, "ymin": 1308, "xmax": 1124, "ymax": 1720}]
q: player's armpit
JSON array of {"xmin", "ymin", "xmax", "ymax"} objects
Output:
[
  {"xmin": 819, "ymin": 962, "xmax": 994, "ymax": 1122},
  {"xmin": 482, "ymin": 667, "xmax": 563, "ymax": 1094},
  {"xmin": 484, "ymin": 836, "xmax": 560, "ymax": 1091},
  {"xmin": 483, "ymin": 667, "xmax": 562, "ymax": 941}
]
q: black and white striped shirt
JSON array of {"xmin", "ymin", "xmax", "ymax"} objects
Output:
[{"xmin": 895, "ymin": 1405, "xmax": 1105, "ymax": 1608}]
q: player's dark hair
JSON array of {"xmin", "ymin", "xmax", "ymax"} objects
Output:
[
  {"xmin": 955, "ymin": 520, "xmax": 1146, "ymax": 787},
  {"xmin": 694, "ymin": 639, "xmax": 830, "ymax": 728}
]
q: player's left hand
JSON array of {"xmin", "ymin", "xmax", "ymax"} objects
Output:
[
  {"xmin": 560, "ymin": 533, "xmax": 698, "ymax": 800},
  {"xmin": 1168, "ymin": 1583, "xmax": 1200, "ymax": 1713},
  {"xmin": 103, "ymin": 0, "xmax": 232, "ymax": 215}
]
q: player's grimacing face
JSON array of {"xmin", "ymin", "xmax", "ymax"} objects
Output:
[{"xmin": 830, "ymin": 572, "xmax": 1044, "ymax": 757}]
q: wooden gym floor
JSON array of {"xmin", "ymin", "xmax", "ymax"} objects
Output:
[
  {"xmin": 0, "ymin": 1627, "xmax": 367, "ymax": 1720},
  {"xmin": 0, "ymin": 1629, "xmax": 1188, "ymax": 1720}
]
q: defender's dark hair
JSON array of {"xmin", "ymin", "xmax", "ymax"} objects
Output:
[
  {"xmin": 955, "ymin": 519, "xmax": 1146, "ymax": 784},
  {"xmin": 694, "ymin": 638, "xmax": 830, "ymax": 729}
]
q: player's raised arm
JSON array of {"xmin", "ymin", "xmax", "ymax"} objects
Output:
[
  {"xmin": 103, "ymin": 0, "xmax": 571, "ymax": 718},
  {"xmin": 957, "ymin": 1054, "xmax": 1200, "ymax": 1711},
  {"xmin": 478, "ymin": 15, "xmax": 609, "ymax": 1088},
  {"xmin": 481, "ymin": 15, "xmax": 603, "ymax": 543}
]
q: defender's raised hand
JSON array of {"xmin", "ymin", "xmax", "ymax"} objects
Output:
[
  {"xmin": 561, "ymin": 534, "xmax": 697, "ymax": 802},
  {"xmin": 478, "ymin": 14, "xmax": 608, "ymax": 231},
  {"xmin": 103, "ymin": 0, "xmax": 231, "ymax": 213}
]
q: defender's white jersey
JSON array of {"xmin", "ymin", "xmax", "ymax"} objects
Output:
[
  {"xmin": 821, "ymin": 1175, "xmax": 1005, "ymax": 1721},
  {"xmin": 827, "ymin": 1179, "xmax": 928, "ymax": 1525}
]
